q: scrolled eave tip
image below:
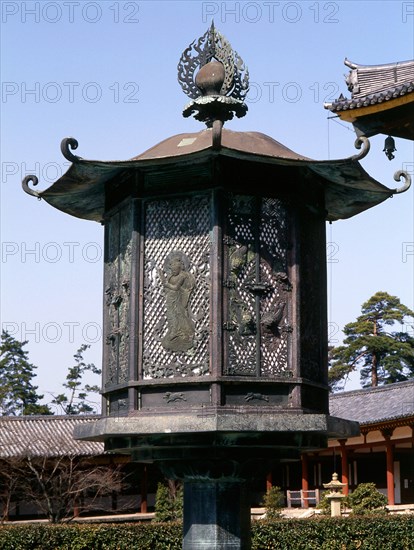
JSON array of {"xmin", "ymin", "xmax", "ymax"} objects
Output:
[
  {"xmin": 351, "ymin": 136, "xmax": 370, "ymax": 161},
  {"xmin": 393, "ymin": 170, "xmax": 412, "ymax": 194},
  {"xmin": 60, "ymin": 137, "xmax": 82, "ymax": 163},
  {"xmin": 22, "ymin": 175, "xmax": 41, "ymax": 200}
]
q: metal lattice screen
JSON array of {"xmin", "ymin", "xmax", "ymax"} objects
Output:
[
  {"xmin": 143, "ymin": 194, "xmax": 211, "ymax": 379},
  {"xmin": 260, "ymin": 198, "xmax": 290, "ymax": 377},
  {"xmin": 225, "ymin": 195, "xmax": 291, "ymax": 377}
]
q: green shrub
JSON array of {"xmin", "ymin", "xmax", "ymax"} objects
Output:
[
  {"xmin": 154, "ymin": 480, "xmax": 183, "ymax": 522},
  {"xmin": 0, "ymin": 523, "xmax": 183, "ymax": 550},
  {"xmin": 252, "ymin": 516, "xmax": 414, "ymax": 550},
  {"xmin": 346, "ymin": 482, "xmax": 388, "ymax": 515},
  {"xmin": 261, "ymin": 485, "xmax": 284, "ymax": 519},
  {"xmin": 316, "ymin": 490, "xmax": 331, "ymax": 515},
  {"xmin": 0, "ymin": 516, "xmax": 413, "ymax": 549}
]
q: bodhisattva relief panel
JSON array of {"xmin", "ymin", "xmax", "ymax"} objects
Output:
[
  {"xmin": 158, "ymin": 251, "xmax": 196, "ymax": 352},
  {"xmin": 143, "ymin": 195, "xmax": 210, "ymax": 379}
]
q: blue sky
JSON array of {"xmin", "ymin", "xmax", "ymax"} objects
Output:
[{"xmin": 1, "ymin": 0, "xmax": 413, "ymax": 407}]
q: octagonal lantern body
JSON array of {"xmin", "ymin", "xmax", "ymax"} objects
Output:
[
  {"xmin": 32, "ymin": 127, "xmax": 387, "ymax": 457},
  {"xmin": 101, "ymin": 139, "xmax": 328, "ymax": 420}
]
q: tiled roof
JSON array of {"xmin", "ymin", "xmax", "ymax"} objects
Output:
[
  {"xmin": 344, "ymin": 58, "xmax": 414, "ymax": 98},
  {"xmin": 329, "ymin": 380, "xmax": 414, "ymax": 425},
  {"xmin": 1, "ymin": 383, "xmax": 414, "ymax": 458},
  {"xmin": 327, "ymin": 82, "xmax": 414, "ymax": 112},
  {"xmin": 326, "ymin": 82, "xmax": 414, "ymax": 112},
  {"xmin": 0, "ymin": 415, "xmax": 104, "ymax": 458},
  {"xmin": 325, "ymin": 59, "xmax": 414, "ymax": 113}
]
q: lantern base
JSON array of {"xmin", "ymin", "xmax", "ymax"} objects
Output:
[{"xmin": 183, "ymin": 479, "xmax": 251, "ymax": 550}]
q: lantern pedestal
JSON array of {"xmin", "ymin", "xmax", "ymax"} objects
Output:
[{"xmin": 183, "ymin": 479, "xmax": 250, "ymax": 550}]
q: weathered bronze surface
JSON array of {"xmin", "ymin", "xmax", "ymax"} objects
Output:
[
  {"xmin": 22, "ymin": 129, "xmax": 411, "ymax": 222},
  {"xmin": 142, "ymin": 195, "xmax": 210, "ymax": 381},
  {"xmin": 178, "ymin": 23, "xmax": 249, "ymax": 147},
  {"xmin": 158, "ymin": 251, "xmax": 196, "ymax": 352},
  {"xmin": 177, "ymin": 22, "xmax": 249, "ymax": 104}
]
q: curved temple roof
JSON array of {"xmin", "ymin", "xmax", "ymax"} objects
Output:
[
  {"xmin": 24, "ymin": 128, "xmax": 408, "ymax": 223},
  {"xmin": 0, "ymin": 415, "xmax": 104, "ymax": 458},
  {"xmin": 324, "ymin": 58, "xmax": 414, "ymax": 140},
  {"xmin": 329, "ymin": 380, "xmax": 414, "ymax": 426}
]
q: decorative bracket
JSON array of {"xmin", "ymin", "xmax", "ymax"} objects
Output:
[
  {"xmin": 348, "ymin": 136, "xmax": 411, "ymax": 196},
  {"xmin": 22, "ymin": 137, "xmax": 83, "ymax": 199}
]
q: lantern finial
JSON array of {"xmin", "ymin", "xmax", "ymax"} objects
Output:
[{"xmin": 177, "ymin": 25, "xmax": 249, "ymax": 148}]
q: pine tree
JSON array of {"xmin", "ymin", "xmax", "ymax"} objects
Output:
[
  {"xmin": 329, "ymin": 292, "xmax": 414, "ymax": 391},
  {"xmin": 51, "ymin": 344, "xmax": 101, "ymax": 414},
  {"xmin": 0, "ymin": 331, "xmax": 52, "ymax": 415}
]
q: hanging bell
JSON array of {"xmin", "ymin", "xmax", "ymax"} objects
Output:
[{"xmin": 383, "ymin": 135, "xmax": 396, "ymax": 161}]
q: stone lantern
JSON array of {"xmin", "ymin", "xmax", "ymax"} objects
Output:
[
  {"xmin": 323, "ymin": 472, "xmax": 347, "ymax": 517},
  {"xmin": 23, "ymin": 24, "xmax": 411, "ymax": 550}
]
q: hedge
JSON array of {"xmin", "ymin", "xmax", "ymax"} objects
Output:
[
  {"xmin": 0, "ymin": 516, "xmax": 413, "ymax": 549},
  {"xmin": 252, "ymin": 516, "xmax": 414, "ymax": 549},
  {"xmin": 0, "ymin": 523, "xmax": 182, "ymax": 550}
]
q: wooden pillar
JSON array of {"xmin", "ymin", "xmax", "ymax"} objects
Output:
[
  {"xmin": 140, "ymin": 465, "xmax": 148, "ymax": 513},
  {"xmin": 339, "ymin": 439, "xmax": 349, "ymax": 495},
  {"xmin": 301, "ymin": 454, "xmax": 309, "ymax": 508},
  {"xmin": 382, "ymin": 430, "xmax": 395, "ymax": 505}
]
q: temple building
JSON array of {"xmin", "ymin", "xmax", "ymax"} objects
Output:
[
  {"xmin": 324, "ymin": 58, "xmax": 414, "ymax": 142},
  {"xmin": 1, "ymin": 381, "xmax": 413, "ymax": 521},
  {"xmin": 300, "ymin": 381, "xmax": 414, "ymax": 507}
]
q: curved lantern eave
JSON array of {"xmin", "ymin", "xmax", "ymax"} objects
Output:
[{"xmin": 22, "ymin": 134, "xmax": 406, "ymax": 223}]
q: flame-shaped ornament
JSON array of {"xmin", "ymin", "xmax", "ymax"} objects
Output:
[{"xmin": 177, "ymin": 23, "xmax": 249, "ymax": 148}]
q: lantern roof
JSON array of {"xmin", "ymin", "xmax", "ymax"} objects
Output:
[
  {"xmin": 22, "ymin": 129, "xmax": 410, "ymax": 223},
  {"xmin": 22, "ymin": 26, "xmax": 411, "ymax": 222}
]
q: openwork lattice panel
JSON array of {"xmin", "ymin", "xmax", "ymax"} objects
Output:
[
  {"xmin": 143, "ymin": 195, "xmax": 211, "ymax": 379},
  {"xmin": 260, "ymin": 198, "xmax": 290, "ymax": 377},
  {"xmin": 226, "ymin": 247, "xmax": 257, "ymax": 375},
  {"xmin": 225, "ymin": 195, "xmax": 257, "ymax": 375},
  {"xmin": 225, "ymin": 195, "xmax": 291, "ymax": 377},
  {"xmin": 104, "ymin": 203, "xmax": 133, "ymax": 386}
]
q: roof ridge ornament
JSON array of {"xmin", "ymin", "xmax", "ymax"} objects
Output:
[{"xmin": 177, "ymin": 22, "xmax": 249, "ymax": 149}]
